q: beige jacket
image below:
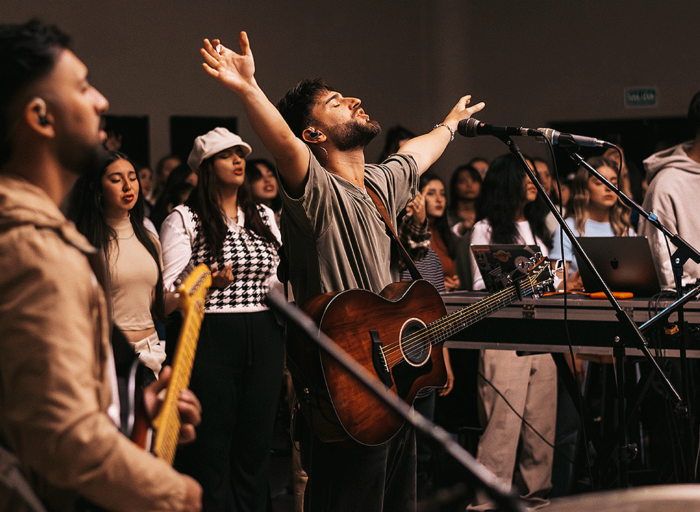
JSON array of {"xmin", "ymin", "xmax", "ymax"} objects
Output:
[{"xmin": 0, "ymin": 174, "xmax": 189, "ymax": 511}]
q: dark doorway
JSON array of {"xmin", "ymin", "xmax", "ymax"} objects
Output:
[
  {"xmin": 170, "ymin": 116, "xmax": 238, "ymax": 162},
  {"xmin": 102, "ymin": 115, "xmax": 150, "ymax": 167}
]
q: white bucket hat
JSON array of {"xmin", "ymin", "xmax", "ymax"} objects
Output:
[{"xmin": 187, "ymin": 127, "xmax": 252, "ymax": 172}]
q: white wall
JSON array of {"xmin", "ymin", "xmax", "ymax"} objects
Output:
[{"xmin": 5, "ymin": 0, "xmax": 700, "ymax": 180}]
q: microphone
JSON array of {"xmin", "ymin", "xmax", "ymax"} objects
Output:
[
  {"xmin": 458, "ymin": 118, "xmax": 540, "ymax": 138},
  {"xmin": 458, "ymin": 118, "xmax": 615, "ymax": 149},
  {"xmin": 536, "ymin": 127, "xmax": 614, "ymax": 148}
]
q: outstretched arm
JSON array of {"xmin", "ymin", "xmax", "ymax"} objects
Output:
[
  {"xmin": 398, "ymin": 95, "xmax": 485, "ymax": 175},
  {"xmin": 200, "ymin": 32, "xmax": 309, "ymax": 195}
]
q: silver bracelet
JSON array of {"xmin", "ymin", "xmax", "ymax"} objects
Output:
[{"xmin": 433, "ymin": 123, "xmax": 455, "ymax": 142}]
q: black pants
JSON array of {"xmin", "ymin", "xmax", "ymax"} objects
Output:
[
  {"xmin": 175, "ymin": 310, "xmax": 284, "ymax": 512},
  {"xmin": 302, "ymin": 421, "xmax": 417, "ymax": 512}
]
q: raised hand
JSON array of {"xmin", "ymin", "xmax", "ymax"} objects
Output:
[
  {"xmin": 200, "ymin": 31, "xmax": 256, "ymax": 94},
  {"xmin": 442, "ymin": 94, "xmax": 486, "ymax": 132},
  {"xmin": 405, "ymin": 191, "xmax": 426, "ymax": 226}
]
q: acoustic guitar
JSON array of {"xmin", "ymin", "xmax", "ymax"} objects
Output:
[{"xmin": 287, "ymin": 257, "xmax": 554, "ymax": 445}]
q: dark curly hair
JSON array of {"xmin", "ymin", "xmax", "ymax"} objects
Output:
[
  {"xmin": 0, "ymin": 20, "xmax": 70, "ymax": 165},
  {"xmin": 276, "ymin": 78, "xmax": 334, "ymax": 139}
]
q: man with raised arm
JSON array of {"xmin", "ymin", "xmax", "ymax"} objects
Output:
[
  {"xmin": 0, "ymin": 20, "xmax": 202, "ymax": 512},
  {"xmin": 199, "ymin": 31, "xmax": 484, "ymax": 511}
]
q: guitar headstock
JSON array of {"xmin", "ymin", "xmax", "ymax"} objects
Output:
[
  {"xmin": 525, "ymin": 256, "xmax": 556, "ymax": 297},
  {"xmin": 177, "ymin": 263, "xmax": 212, "ymax": 309}
]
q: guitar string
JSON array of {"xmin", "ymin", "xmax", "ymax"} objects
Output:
[
  {"xmin": 383, "ymin": 287, "xmax": 527, "ymax": 366},
  {"xmin": 390, "ymin": 277, "xmax": 533, "ymax": 353},
  {"xmin": 381, "ymin": 277, "xmax": 539, "ymax": 366},
  {"xmin": 384, "ymin": 286, "xmax": 528, "ymax": 367},
  {"xmin": 395, "ymin": 278, "xmax": 538, "ymax": 361},
  {"xmin": 394, "ymin": 269, "xmax": 546, "ymax": 353}
]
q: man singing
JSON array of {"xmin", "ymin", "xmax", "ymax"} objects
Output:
[{"xmin": 198, "ymin": 31, "xmax": 484, "ymax": 511}]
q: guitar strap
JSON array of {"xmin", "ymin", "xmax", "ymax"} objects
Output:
[{"xmin": 364, "ymin": 182, "xmax": 423, "ymax": 281}]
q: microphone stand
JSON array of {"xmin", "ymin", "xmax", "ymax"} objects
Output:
[
  {"xmin": 564, "ymin": 146, "xmax": 700, "ymax": 482},
  {"xmin": 494, "ymin": 134, "xmax": 682, "ymax": 487},
  {"xmin": 264, "ymin": 289, "xmax": 526, "ymax": 512}
]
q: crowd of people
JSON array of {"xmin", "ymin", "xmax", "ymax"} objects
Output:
[{"xmin": 2, "ymin": 18, "xmax": 700, "ymax": 512}]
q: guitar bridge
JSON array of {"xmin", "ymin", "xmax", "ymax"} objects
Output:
[{"xmin": 369, "ymin": 330, "xmax": 393, "ymax": 389}]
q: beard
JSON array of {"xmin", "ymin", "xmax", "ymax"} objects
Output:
[
  {"xmin": 56, "ymin": 132, "xmax": 108, "ymax": 178},
  {"xmin": 328, "ymin": 118, "xmax": 382, "ymax": 151}
]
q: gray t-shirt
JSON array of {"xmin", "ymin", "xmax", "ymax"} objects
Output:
[{"xmin": 279, "ymin": 149, "xmax": 418, "ymax": 306}]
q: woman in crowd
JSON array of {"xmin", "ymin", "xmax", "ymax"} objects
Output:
[
  {"xmin": 150, "ymin": 153, "xmax": 183, "ymax": 203},
  {"xmin": 550, "ymin": 155, "xmax": 634, "ymax": 286},
  {"xmin": 467, "ymin": 156, "xmax": 489, "ymax": 180},
  {"xmin": 160, "ymin": 127, "xmax": 283, "ymax": 512},
  {"xmin": 150, "ymin": 163, "xmax": 198, "ymax": 232},
  {"xmin": 447, "ymin": 164, "xmax": 481, "ymax": 236},
  {"xmin": 397, "ymin": 190, "xmax": 454, "ymax": 499},
  {"xmin": 468, "ymin": 153, "xmax": 557, "ymax": 510},
  {"xmin": 135, "ymin": 162, "xmax": 155, "ymax": 215},
  {"xmin": 604, "ymin": 147, "xmax": 645, "ymax": 231},
  {"xmin": 68, "ymin": 151, "xmax": 168, "ymax": 381},
  {"xmin": 246, "ymin": 158, "xmax": 282, "ymax": 225},
  {"xmin": 420, "ymin": 172, "xmax": 461, "ymax": 292}
]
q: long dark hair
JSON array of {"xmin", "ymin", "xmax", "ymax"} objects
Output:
[
  {"xmin": 420, "ymin": 172, "xmax": 459, "ymax": 259},
  {"xmin": 476, "ymin": 153, "xmax": 552, "ymax": 248},
  {"xmin": 67, "ymin": 151, "xmax": 166, "ymax": 321},
  {"xmin": 186, "ymin": 152, "xmax": 279, "ymax": 255},
  {"xmin": 150, "ymin": 163, "xmax": 196, "ymax": 232}
]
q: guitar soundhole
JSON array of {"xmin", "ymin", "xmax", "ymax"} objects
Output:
[{"xmin": 399, "ymin": 318, "xmax": 431, "ymax": 367}]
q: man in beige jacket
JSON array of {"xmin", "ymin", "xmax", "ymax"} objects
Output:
[{"xmin": 0, "ymin": 20, "xmax": 202, "ymax": 512}]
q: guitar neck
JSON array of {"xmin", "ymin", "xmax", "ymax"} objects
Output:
[
  {"xmin": 428, "ymin": 276, "xmax": 536, "ymax": 345},
  {"xmin": 151, "ymin": 265, "xmax": 210, "ymax": 465}
]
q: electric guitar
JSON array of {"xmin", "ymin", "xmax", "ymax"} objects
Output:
[
  {"xmin": 287, "ymin": 257, "xmax": 554, "ymax": 445},
  {"xmin": 131, "ymin": 263, "xmax": 211, "ymax": 464}
]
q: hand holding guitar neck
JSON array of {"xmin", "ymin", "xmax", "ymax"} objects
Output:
[
  {"xmin": 143, "ymin": 366, "xmax": 202, "ymax": 445},
  {"xmin": 132, "ymin": 264, "xmax": 212, "ymax": 465}
]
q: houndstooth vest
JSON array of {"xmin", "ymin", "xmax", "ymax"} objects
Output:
[{"xmin": 184, "ymin": 205, "xmax": 279, "ymax": 313}]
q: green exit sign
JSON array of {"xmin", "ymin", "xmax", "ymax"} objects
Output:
[{"xmin": 625, "ymin": 87, "xmax": 657, "ymax": 108}]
